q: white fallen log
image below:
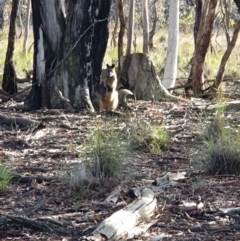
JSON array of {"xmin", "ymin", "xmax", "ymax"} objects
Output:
[{"xmin": 92, "ymin": 188, "xmax": 157, "ymax": 240}]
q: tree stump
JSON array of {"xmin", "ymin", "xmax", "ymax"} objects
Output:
[{"xmin": 120, "ymin": 53, "xmax": 179, "ymax": 102}]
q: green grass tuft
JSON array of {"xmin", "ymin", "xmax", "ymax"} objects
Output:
[
  {"xmin": 131, "ymin": 121, "xmax": 169, "ymax": 155},
  {"xmin": 0, "ymin": 165, "xmax": 13, "ymax": 193},
  {"xmin": 69, "ymin": 120, "xmax": 129, "ymax": 199}
]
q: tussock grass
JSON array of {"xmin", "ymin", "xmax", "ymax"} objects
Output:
[
  {"xmin": 131, "ymin": 121, "xmax": 169, "ymax": 155},
  {"xmin": 69, "ymin": 121, "xmax": 128, "ymax": 198},
  {"xmin": 202, "ymin": 106, "xmax": 240, "ymax": 175}
]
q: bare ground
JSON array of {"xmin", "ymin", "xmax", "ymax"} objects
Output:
[{"xmin": 0, "ymin": 96, "xmax": 240, "ymax": 241}]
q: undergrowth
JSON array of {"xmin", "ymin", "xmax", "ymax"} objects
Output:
[
  {"xmin": 69, "ymin": 120, "xmax": 128, "ymax": 199},
  {"xmin": 202, "ymin": 105, "xmax": 240, "ymax": 175},
  {"xmin": 130, "ymin": 121, "xmax": 169, "ymax": 155},
  {"xmin": 0, "ymin": 165, "xmax": 13, "ymax": 193}
]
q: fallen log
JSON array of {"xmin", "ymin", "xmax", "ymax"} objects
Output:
[
  {"xmin": 0, "ymin": 114, "xmax": 41, "ymax": 129},
  {"xmin": 92, "ymin": 188, "xmax": 157, "ymax": 240}
]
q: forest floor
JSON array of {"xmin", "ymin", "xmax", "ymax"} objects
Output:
[{"xmin": 1, "ymin": 87, "xmax": 240, "ymax": 240}]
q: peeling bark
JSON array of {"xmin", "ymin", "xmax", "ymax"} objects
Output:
[
  {"xmin": 27, "ymin": 0, "xmax": 111, "ymax": 111},
  {"xmin": 26, "ymin": 0, "xmax": 65, "ymax": 109}
]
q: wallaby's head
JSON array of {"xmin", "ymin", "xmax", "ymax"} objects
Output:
[{"xmin": 106, "ymin": 64, "xmax": 116, "ymax": 78}]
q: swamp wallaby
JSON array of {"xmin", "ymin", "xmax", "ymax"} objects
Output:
[{"xmin": 92, "ymin": 64, "xmax": 118, "ymax": 111}]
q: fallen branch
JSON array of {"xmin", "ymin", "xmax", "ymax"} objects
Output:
[
  {"xmin": 0, "ymin": 114, "xmax": 41, "ymax": 129},
  {"xmin": 91, "ymin": 188, "xmax": 157, "ymax": 240}
]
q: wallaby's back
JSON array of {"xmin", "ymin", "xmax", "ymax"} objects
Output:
[{"xmin": 92, "ymin": 64, "xmax": 118, "ymax": 111}]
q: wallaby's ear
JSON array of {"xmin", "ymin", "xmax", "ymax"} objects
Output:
[
  {"xmin": 107, "ymin": 64, "xmax": 110, "ymax": 68},
  {"xmin": 111, "ymin": 64, "xmax": 115, "ymax": 68}
]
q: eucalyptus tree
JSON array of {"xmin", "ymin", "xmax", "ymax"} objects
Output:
[
  {"xmin": 162, "ymin": 0, "xmax": 179, "ymax": 90},
  {"xmin": 26, "ymin": 0, "xmax": 111, "ymax": 110}
]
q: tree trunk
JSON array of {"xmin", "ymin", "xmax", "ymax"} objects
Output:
[
  {"xmin": 185, "ymin": 0, "xmax": 203, "ymax": 96},
  {"xmin": 2, "ymin": 0, "xmax": 19, "ymax": 95},
  {"xmin": 162, "ymin": 0, "xmax": 179, "ymax": 90},
  {"xmin": 25, "ymin": 0, "xmax": 65, "ymax": 109},
  {"xmin": 111, "ymin": 0, "xmax": 118, "ymax": 48},
  {"xmin": 142, "ymin": 0, "xmax": 149, "ymax": 54},
  {"xmin": 117, "ymin": 0, "xmax": 125, "ymax": 73},
  {"xmin": 212, "ymin": 20, "xmax": 240, "ymax": 91},
  {"xmin": 17, "ymin": 0, "xmax": 23, "ymax": 38},
  {"xmin": 23, "ymin": 0, "xmax": 31, "ymax": 54},
  {"xmin": 54, "ymin": 1, "xmax": 111, "ymax": 110},
  {"xmin": 191, "ymin": 0, "xmax": 218, "ymax": 96},
  {"xmin": 0, "ymin": 0, "xmax": 6, "ymax": 29},
  {"xmin": 124, "ymin": 53, "xmax": 178, "ymax": 102},
  {"xmin": 126, "ymin": 0, "xmax": 135, "ymax": 56},
  {"xmin": 26, "ymin": 0, "xmax": 111, "ymax": 111},
  {"xmin": 149, "ymin": 0, "xmax": 158, "ymax": 50}
]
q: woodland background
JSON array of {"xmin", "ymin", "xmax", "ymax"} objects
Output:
[{"xmin": 1, "ymin": 0, "xmax": 240, "ymax": 240}]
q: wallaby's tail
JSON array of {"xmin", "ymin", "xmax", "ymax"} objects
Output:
[{"xmin": 118, "ymin": 89, "xmax": 136, "ymax": 100}]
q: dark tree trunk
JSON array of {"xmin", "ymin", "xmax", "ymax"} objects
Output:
[
  {"xmin": 26, "ymin": 0, "xmax": 111, "ymax": 111},
  {"xmin": 185, "ymin": 0, "xmax": 203, "ymax": 96},
  {"xmin": 59, "ymin": 1, "xmax": 111, "ymax": 110},
  {"xmin": 2, "ymin": 0, "xmax": 19, "ymax": 95},
  {"xmin": 149, "ymin": 0, "xmax": 158, "ymax": 50},
  {"xmin": 185, "ymin": 0, "xmax": 218, "ymax": 96},
  {"xmin": 0, "ymin": 0, "xmax": 6, "ymax": 29},
  {"xmin": 117, "ymin": 0, "xmax": 125, "ymax": 74},
  {"xmin": 193, "ymin": 0, "xmax": 203, "ymax": 45},
  {"xmin": 25, "ymin": 0, "xmax": 65, "ymax": 109},
  {"xmin": 192, "ymin": 0, "xmax": 218, "ymax": 96}
]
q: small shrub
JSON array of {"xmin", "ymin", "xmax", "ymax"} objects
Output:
[
  {"xmin": 131, "ymin": 121, "xmax": 169, "ymax": 155},
  {"xmin": 86, "ymin": 123, "xmax": 127, "ymax": 178},
  {"xmin": 205, "ymin": 137, "xmax": 240, "ymax": 175},
  {"xmin": 69, "ymin": 164, "xmax": 92, "ymax": 199},
  {"xmin": 69, "ymin": 121, "xmax": 128, "ymax": 198},
  {"xmin": 0, "ymin": 165, "xmax": 13, "ymax": 193},
  {"xmin": 202, "ymin": 106, "xmax": 240, "ymax": 175}
]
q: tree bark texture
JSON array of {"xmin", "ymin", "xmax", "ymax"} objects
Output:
[
  {"xmin": 185, "ymin": 0, "xmax": 203, "ymax": 96},
  {"xmin": 124, "ymin": 53, "xmax": 178, "ymax": 102},
  {"xmin": 117, "ymin": 0, "xmax": 125, "ymax": 73},
  {"xmin": 212, "ymin": 20, "xmax": 240, "ymax": 91},
  {"xmin": 23, "ymin": 0, "xmax": 31, "ymax": 54},
  {"xmin": 149, "ymin": 0, "xmax": 158, "ymax": 50},
  {"xmin": 191, "ymin": 0, "xmax": 219, "ymax": 96},
  {"xmin": 2, "ymin": 0, "xmax": 19, "ymax": 95},
  {"xmin": 142, "ymin": 0, "xmax": 149, "ymax": 54},
  {"xmin": 126, "ymin": 0, "xmax": 135, "ymax": 56},
  {"xmin": 26, "ymin": 0, "xmax": 111, "ymax": 110},
  {"xmin": 162, "ymin": 0, "xmax": 179, "ymax": 90},
  {"xmin": 26, "ymin": 0, "xmax": 65, "ymax": 109},
  {"xmin": 53, "ymin": 0, "xmax": 111, "ymax": 110},
  {"xmin": 0, "ymin": 0, "xmax": 6, "ymax": 29},
  {"xmin": 111, "ymin": 0, "xmax": 118, "ymax": 48}
]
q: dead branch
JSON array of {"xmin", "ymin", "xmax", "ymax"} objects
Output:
[
  {"xmin": 91, "ymin": 188, "xmax": 157, "ymax": 240},
  {"xmin": 0, "ymin": 113, "xmax": 41, "ymax": 129},
  {"xmin": 13, "ymin": 195, "xmax": 46, "ymax": 217}
]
